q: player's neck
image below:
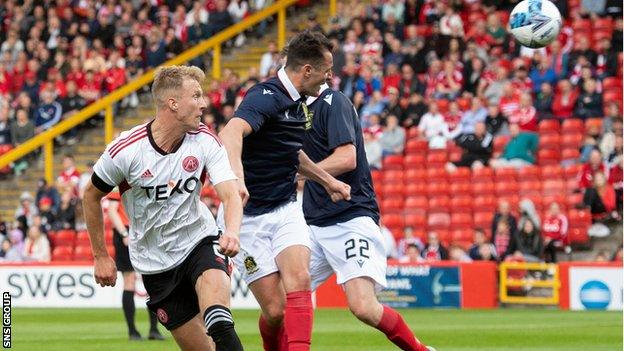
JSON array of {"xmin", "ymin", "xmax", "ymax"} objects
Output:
[
  {"xmin": 150, "ymin": 117, "xmax": 186, "ymax": 153},
  {"xmin": 284, "ymin": 67, "xmax": 305, "ymax": 96}
]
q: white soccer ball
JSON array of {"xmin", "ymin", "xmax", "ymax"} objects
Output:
[{"xmin": 509, "ymin": 0, "xmax": 562, "ymax": 48}]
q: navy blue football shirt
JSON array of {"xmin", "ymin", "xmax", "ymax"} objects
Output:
[
  {"xmin": 233, "ymin": 68, "xmax": 307, "ymax": 215},
  {"xmin": 302, "ymin": 85, "xmax": 380, "ymax": 227}
]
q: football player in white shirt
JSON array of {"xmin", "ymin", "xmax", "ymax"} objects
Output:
[{"xmin": 83, "ymin": 66, "xmax": 244, "ymax": 351}]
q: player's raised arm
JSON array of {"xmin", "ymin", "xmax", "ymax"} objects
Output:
[
  {"xmin": 218, "ymin": 118, "xmax": 254, "ymax": 205},
  {"xmin": 298, "ymin": 150, "xmax": 351, "ymax": 202},
  {"xmin": 83, "ymin": 179, "xmax": 117, "ymax": 287}
]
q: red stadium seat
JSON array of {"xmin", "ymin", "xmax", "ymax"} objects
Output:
[
  {"xmin": 451, "ymin": 213, "xmax": 473, "ymax": 229},
  {"xmin": 472, "ymin": 181, "xmax": 495, "ymax": 196},
  {"xmin": 405, "ymin": 138, "xmax": 428, "ymax": 152},
  {"xmin": 561, "ymin": 148, "xmax": 580, "ymax": 161},
  {"xmin": 495, "ymin": 181, "xmax": 519, "ymax": 196},
  {"xmin": 383, "ymin": 155, "xmax": 404, "ymax": 170},
  {"xmin": 584, "ymin": 118, "xmax": 603, "ymax": 134},
  {"xmin": 472, "ymin": 167, "xmax": 494, "ymax": 182},
  {"xmin": 561, "ymin": 133, "xmax": 584, "ymax": 149},
  {"xmin": 474, "ymin": 212, "xmax": 493, "ymax": 229},
  {"xmin": 593, "ymin": 17, "xmax": 613, "ymax": 31},
  {"xmin": 561, "ymin": 119, "xmax": 584, "ymax": 134},
  {"xmin": 104, "ymin": 229, "xmax": 114, "ymax": 245},
  {"xmin": 427, "ymin": 151, "xmax": 448, "ymax": 166},
  {"xmin": 474, "ymin": 196, "xmax": 497, "ymax": 211},
  {"xmin": 543, "ymin": 194, "xmax": 566, "ymax": 208},
  {"xmin": 566, "ymin": 193, "xmax": 584, "ymax": 208},
  {"xmin": 371, "ymin": 170, "xmax": 382, "ymax": 183},
  {"xmin": 449, "ymin": 182, "xmax": 472, "ymax": 196},
  {"xmin": 382, "ymin": 183, "xmax": 405, "ymax": 198},
  {"xmin": 539, "ymin": 133, "xmax": 561, "ymax": 150},
  {"xmin": 429, "ymin": 196, "xmax": 450, "ymax": 212},
  {"xmin": 52, "ymin": 246, "xmax": 73, "ymax": 261},
  {"xmin": 405, "ymin": 213, "xmax": 427, "ymax": 228},
  {"xmin": 451, "ymin": 229, "xmax": 473, "ymax": 243},
  {"xmin": 383, "ymin": 213, "xmax": 405, "ymax": 229},
  {"xmin": 404, "ymin": 169, "xmax": 427, "ymax": 182},
  {"xmin": 450, "ymin": 196, "xmax": 473, "ymax": 213},
  {"xmin": 571, "ymin": 19, "xmax": 592, "ymax": 33},
  {"xmin": 602, "ymin": 77, "xmax": 621, "ymax": 91},
  {"xmin": 73, "ymin": 245, "xmax": 93, "ymax": 262},
  {"xmin": 568, "ymin": 227, "xmax": 589, "ymax": 245},
  {"xmin": 592, "ymin": 30, "xmax": 611, "ymax": 42},
  {"xmin": 404, "ymin": 154, "xmax": 426, "ymax": 168},
  {"xmin": 428, "ymin": 181, "xmax": 450, "ymax": 197},
  {"xmin": 538, "ymin": 149, "xmax": 560, "ymax": 165},
  {"xmin": 538, "ymin": 119, "xmax": 561, "ymax": 134},
  {"xmin": 427, "ymin": 167, "xmax": 448, "ymax": 181},
  {"xmin": 495, "ymin": 167, "xmax": 518, "ymax": 182},
  {"xmin": 405, "ymin": 196, "xmax": 428, "ymax": 213},
  {"xmin": 519, "ymin": 180, "xmax": 542, "ymax": 195},
  {"xmin": 405, "ymin": 183, "xmax": 428, "ymax": 197},
  {"xmin": 542, "ymin": 180, "xmax": 565, "ymax": 195},
  {"xmin": 427, "ymin": 212, "xmax": 451, "ymax": 230},
  {"xmin": 55, "ymin": 230, "xmax": 76, "ymax": 247},
  {"xmin": 568, "ymin": 209, "xmax": 592, "ymax": 228},
  {"xmin": 448, "ymin": 167, "xmax": 471, "ymax": 182},
  {"xmin": 75, "ymin": 230, "xmax": 91, "ymax": 246},
  {"xmin": 381, "ymin": 197, "xmax": 405, "ymax": 213},
  {"xmin": 407, "ymin": 127, "xmax": 420, "ymax": 140},
  {"xmin": 541, "ymin": 165, "xmax": 564, "ymax": 180},
  {"xmin": 518, "ymin": 166, "xmax": 541, "ymax": 180},
  {"xmin": 383, "ymin": 170, "xmax": 404, "ymax": 183}
]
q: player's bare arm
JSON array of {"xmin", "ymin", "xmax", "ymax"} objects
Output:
[
  {"xmin": 83, "ymin": 180, "xmax": 117, "ymax": 287},
  {"xmin": 213, "ymin": 179, "xmax": 243, "ymax": 257},
  {"xmin": 298, "ymin": 150, "xmax": 351, "ymax": 202},
  {"xmin": 218, "ymin": 118, "xmax": 253, "ymax": 205},
  {"xmin": 314, "ymin": 143, "xmax": 357, "ymax": 177}
]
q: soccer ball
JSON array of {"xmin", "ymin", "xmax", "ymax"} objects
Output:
[{"xmin": 509, "ymin": 0, "xmax": 562, "ymax": 48}]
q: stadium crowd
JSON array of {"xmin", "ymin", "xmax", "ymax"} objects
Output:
[{"xmin": 0, "ymin": 0, "xmax": 623, "ymax": 266}]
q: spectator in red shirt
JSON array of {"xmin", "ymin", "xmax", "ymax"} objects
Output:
[
  {"xmin": 578, "ymin": 149, "xmax": 607, "ymax": 190},
  {"xmin": 498, "ymin": 82, "xmax": 520, "ymax": 119},
  {"xmin": 509, "ymin": 93, "xmax": 538, "ymax": 132},
  {"xmin": 552, "ymin": 79, "xmax": 578, "ymax": 119},
  {"xmin": 78, "ymin": 69, "xmax": 102, "ymax": 104},
  {"xmin": 382, "ymin": 63, "xmax": 400, "ymax": 95},
  {"xmin": 422, "ymin": 231, "xmax": 449, "ymax": 262},
  {"xmin": 542, "ymin": 202, "xmax": 570, "ymax": 263},
  {"xmin": 56, "ymin": 154, "xmax": 81, "ymax": 199}
]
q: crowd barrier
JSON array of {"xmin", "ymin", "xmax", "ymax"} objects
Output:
[{"xmin": 0, "ymin": 261, "xmax": 620, "ymax": 310}]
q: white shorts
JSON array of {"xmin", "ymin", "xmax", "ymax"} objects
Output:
[
  {"xmin": 309, "ymin": 216, "xmax": 387, "ymax": 292},
  {"xmin": 217, "ymin": 200, "xmax": 310, "ymax": 285}
]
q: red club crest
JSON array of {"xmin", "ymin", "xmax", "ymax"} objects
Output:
[
  {"xmin": 156, "ymin": 308, "xmax": 169, "ymax": 323},
  {"xmin": 182, "ymin": 156, "xmax": 199, "ymax": 172}
]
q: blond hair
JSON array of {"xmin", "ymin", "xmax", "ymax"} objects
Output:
[{"xmin": 152, "ymin": 65, "xmax": 205, "ymax": 107}]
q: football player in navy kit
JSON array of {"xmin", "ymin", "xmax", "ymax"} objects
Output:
[
  {"xmin": 303, "ymin": 79, "xmax": 436, "ymax": 351},
  {"xmin": 218, "ymin": 30, "xmax": 351, "ymax": 351}
]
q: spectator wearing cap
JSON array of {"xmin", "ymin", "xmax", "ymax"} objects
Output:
[
  {"xmin": 574, "ymin": 79, "xmax": 603, "ymax": 120},
  {"xmin": 34, "ymin": 89, "xmax": 62, "ymax": 134},
  {"xmin": 36, "ymin": 178, "xmax": 60, "ymax": 214},
  {"xmin": 490, "ymin": 123, "xmax": 538, "ymax": 169},
  {"xmin": 38, "ymin": 197, "xmax": 56, "ymax": 232}
]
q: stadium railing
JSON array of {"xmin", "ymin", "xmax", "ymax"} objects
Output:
[
  {"xmin": 499, "ymin": 261, "xmax": 560, "ymax": 306},
  {"xmin": 0, "ymin": 0, "xmax": 338, "ymax": 184}
]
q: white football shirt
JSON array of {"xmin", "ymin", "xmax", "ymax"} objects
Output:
[{"xmin": 93, "ymin": 121, "xmax": 236, "ymax": 274}]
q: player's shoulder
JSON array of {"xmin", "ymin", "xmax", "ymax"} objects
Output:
[
  {"xmin": 187, "ymin": 123, "xmax": 223, "ymax": 146},
  {"xmin": 106, "ymin": 122, "xmax": 149, "ymax": 159},
  {"xmin": 245, "ymin": 79, "xmax": 282, "ymax": 99}
]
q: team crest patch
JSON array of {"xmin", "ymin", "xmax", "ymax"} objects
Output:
[
  {"xmin": 302, "ymin": 103, "xmax": 314, "ymax": 130},
  {"xmin": 156, "ymin": 308, "xmax": 169, "ymax": 324},
  {"xmin": 182, "ymin": 156, "xmax": 199, "ymax": 172},
  {"xmin": 244, "ymin": 256, "xmax": 259, "ymax": 275}
]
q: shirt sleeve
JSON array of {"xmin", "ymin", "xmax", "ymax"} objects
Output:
[
  {"xmin": 92, "ymin": 147, "xmax": 125, "ymax": 192},
  {"xmin": 203, "ymin": 136, "xmax": 237, "ymax": 186},
  {"xmin": 326, "ymin": 93, "xmax": 357, "ymax": 150},
  {"xmin": 233, "ymin": 85, "xmax": 277, "ymax": 132}
]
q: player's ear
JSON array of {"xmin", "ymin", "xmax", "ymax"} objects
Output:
[
  {"xmin": 303, "ymin": 64, "xmax": 312, "ymax": 78},
  {"xmin": 167, "ymin": 98, "xmax": 178, "ymax": 112}
]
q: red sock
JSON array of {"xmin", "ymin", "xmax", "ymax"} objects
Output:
[
  {"xmin": 375, "ymin": 305, "xmax": 428, "ymax": 351},
  {"xmin": 284, "ymin": 290, "xmax": 313, "ymax": 351},
  {"xmin": 259, "ymin": 315, "xmax": 287, "ymax": 351}
]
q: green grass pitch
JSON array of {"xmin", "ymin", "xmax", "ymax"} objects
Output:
[{"xmin": 10, "ymin": 308, "xmax": 622, "ymax": 350}]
